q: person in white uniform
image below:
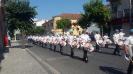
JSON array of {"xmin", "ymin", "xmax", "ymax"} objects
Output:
[
  {"xmin": 113, "ymin": 29, "xmax": 121, "ymax": 55},
  {"xmin": 103, "ymin": 33, "xmax": 112, "ymax": 48},
  {"xmin": 80, "ymin": 31, "xmax": 92, "ymax": 63},
  {"xmin": 94, "ymin": 32, "xmax": 102, "ymax": 52},
  {"xmin": 119, "ymin": 29, "xmax": 125, "ymax": 40},
  {"xmin": 124, "ymin": 29, "xmax": 133, "ymax": 74}
]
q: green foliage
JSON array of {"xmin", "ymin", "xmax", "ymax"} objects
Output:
[
  {"xmin": 78, "ymin": 0, "xmax": 111, "ymax": 33},
  {"xmin": 32, "ymin": 27, "xmax": 45, "ymax": 35},
  {"xmin": 56, "ymin": 19, "xmax": 71, "ymax": 30},
  {"xmin": 78, "ymin": 13, "xmax": 90, "ymax": 29},
  {"xmin": 5, "ymin": 0, "xmax": 37, "ymax": 35},
  {"xmin": 23, "ymin": 26, "xmax": 45, "ymax": 35}
]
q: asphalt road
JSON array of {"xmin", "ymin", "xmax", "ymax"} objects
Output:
[{"xmin": 27, "ymin": 42, "xmax": 128, "ymax": 74}]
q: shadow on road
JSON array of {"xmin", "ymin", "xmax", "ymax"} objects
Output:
[
  {"xmin": 97, "ymin": 51, "xmax": 114, "ymax": 55},
  {"xmin": 9, "ymin": 45, "xmax": 33, "ymax": 49},
  {"xmin": 99, "ymin": 66, "xmax": 126, "ymax": 74},
  {"xmin": 52, "ymin": 49, "xmax": 83, "ymax": 61}
]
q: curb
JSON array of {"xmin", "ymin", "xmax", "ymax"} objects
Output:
[{"xmin": 26, "ymin": 48, "xmax": 61, "ymax": 74}]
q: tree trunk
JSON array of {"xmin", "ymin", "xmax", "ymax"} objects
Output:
[
  {"xmin": 62, "ymin": 29, "xmax": 64, "ymax": 35},
  {"xmin": 21, "ymin": 32, "xmax": 26, "ymax": 49},
  {"xmin": 100, "ymin": 25, "xmax": 103, "ymax": 36}
]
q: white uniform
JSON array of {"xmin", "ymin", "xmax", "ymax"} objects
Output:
[
  {"xmin": 95, "ymin": 33, "xmax": 103, "ymax": 46},
  {"xmin": 80, "ymin": 34, "xmax": 94, "ymax": 52},
  {"xmin": 103, "ymin": 35, "xmax": 112, "ymax": 45},
  {"xmin": 80, "ymin": 34, "xmax": 91, "ymax": 42},
  {"xmin": 95, "ymin": 33, "xmax": 101, "ymax": 40},
  {"xmin": 60, "ymin": 36, "xmax": 67, "ymax": 46},
  {"xmin": 113, "ymin": 33, "xmax": 120, "ymax": 44},
  {"xmin": 124, "ymin": 36, "xmax": 133, "ymax": 57},
  {"xmin": 67, "ymin": 35, "xmax": 73, "ymax": 44},
  {"xmin": 119, "ymin": 32, "xmax": 125, "ymax": 40}
]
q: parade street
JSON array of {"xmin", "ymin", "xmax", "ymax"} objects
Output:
[{"xmin": 26, "ymin": 42, "xmax": 128, "ymax": 74}]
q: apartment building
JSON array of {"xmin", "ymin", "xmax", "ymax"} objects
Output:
[
  {"xmin": 109, "ymin": 0, "xmax": 133, "ymax": 35},
  {"xmin": 43, "ymin": 13, "xmax": 83, "ymax": 36}
]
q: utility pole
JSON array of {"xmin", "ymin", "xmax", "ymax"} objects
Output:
[
  {"xmin": 0, "ymin": 0, "xmax": 5, "ymax": 56},
  {"xmin": 129, "ymin": 0, "xmax": 132, "ymax": 28}
]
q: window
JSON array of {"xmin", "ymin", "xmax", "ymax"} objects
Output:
[
  {"xmin": 117, "ymin": 11, "xmax": 123, "ymax": 18},
  {"xmin": 124, "ymin": 9, "xmax": 130, "ymax": 17}
]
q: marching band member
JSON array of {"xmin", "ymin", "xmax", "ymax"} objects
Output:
[
  {"xmin": 118, "ymin": 29, "xmax": 126, "ymax": 50},
  {"xmin": 70, "ymin": 36, "xmax": 79, "ymax": 57},
  {"xmin": 113, "ymin": 29, "xmax": 121, "ymax": 55},
  {"xmin": 71, "ymin": 36, "xmax": 78, "ymax": 48},
  {"xmin": 119, "ymin": 29, "xmax": 125, "ymax": 40},
  {"xmin": 59, "ymin": 35, "xmax": 67, "ymax": 55},
  {"xmin": 50, "ymin": 35, "xmax": 55, "ymax": 50},
  {"xmin": 94, "ymin": 32, "xmax": 102, "ymax": 52},
  {"xmin": 66, "ymin": 33, "xmax": 75, "ymax": 57},
  {"xmin": 103, "ymin": 33, "xmax": 112, "ymax": 48},
  {"xmin": 46, "ymin": 35, "xmax": 50, "ymax": 48},
  {"xmin": 40, "ymin": 36, "xmax": 44, "ymax": 47},
  {"xmin": 80, "ymin": 31, "xmax": 92, "ymax": 63},
  {"xmin": 124, "ymin": 29, "xmax": 133, "ymax": 74},
  {"xmin": 52, "ymin": 35, "xmax": 57, "ymax": 52},
  {"xmin": 67, "ymin": 32, "xmax": 74, "ymax": 47},
  {"xmin": 27, "ymin": 32, "xmax": 94, "ymax": 63},
  {"xmin": 43, "ymin": 36, "xmax": 47, "ymax": 48}
]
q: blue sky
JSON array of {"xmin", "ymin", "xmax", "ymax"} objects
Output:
[{"xmin": 30, "ymin": 0, "xmax": 107, "ymax": 20}]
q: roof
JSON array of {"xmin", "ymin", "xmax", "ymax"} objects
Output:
[{"xmin": 55, "ymin": 13, "xmax": 81, "ymax": 20}]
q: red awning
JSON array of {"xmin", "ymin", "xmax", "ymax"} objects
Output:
[{"xmin": 110, "ymin": 17, "xmax": 130, "ymax": 25}]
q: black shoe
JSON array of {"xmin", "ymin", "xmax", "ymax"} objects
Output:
[
  {"xmin": 85, "ymin": 58, "xmax": 88, "ymax": 63},
  {"xmin": 83, "ymin": 57, "xmax": 88, "ymax": 63}
]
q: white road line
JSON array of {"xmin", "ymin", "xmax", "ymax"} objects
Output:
[{"xmin": 26, "ymin": 48, "xmax": 61, "ymax": 74}]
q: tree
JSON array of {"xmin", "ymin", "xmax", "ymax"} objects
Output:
[
  {"xmin": 78, "ymin": 0, "xmax": 111, "ymax": 34},
  {"xmin": 32, "ymin": 27, "xmax": 45, "ymax": 35},
  {"xmin": 56, "ymin": 19, "xmax": 71, "ymax": 34},
  {"xmin": 78, "ymin": 14, "xmax": 90, "ymax": 29},
  {"xmin": 5, "ymin": 0, "xmax": 37, "ymax": 35}
]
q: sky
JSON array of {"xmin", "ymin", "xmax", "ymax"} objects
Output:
[{"xmin": 30, "ymin": 0, "xmax": 107, "ymax": 20}]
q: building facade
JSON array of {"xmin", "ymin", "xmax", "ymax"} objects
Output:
[
  {"xmin": 43, "ymin": 13, "xmax": 83, "ymax": 36},
  {"xmin": 43, "ymin": 19, "xmax": 54, "ymax": 35},
  {"xmin": 109, "ymin": 0, "xmax": 133, "ymax": 35}
]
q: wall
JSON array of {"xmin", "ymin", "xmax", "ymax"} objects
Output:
[{"xmin": 44, "ymin": 20, "xmax": 53, "ymax": 35}]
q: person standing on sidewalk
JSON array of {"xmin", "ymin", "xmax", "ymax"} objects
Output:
[{"xmin": 124, "ymin": 29, "xmax": 133, "ymax": 74}]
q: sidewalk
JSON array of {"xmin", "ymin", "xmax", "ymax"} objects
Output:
[{"xmin": 0, "ymin": 41, "xmax": 48, "ymax": 74}]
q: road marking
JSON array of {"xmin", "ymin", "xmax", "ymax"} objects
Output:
[{"xmin": 26, "ymin": 48, "xmax": 61, "ymax": 74}]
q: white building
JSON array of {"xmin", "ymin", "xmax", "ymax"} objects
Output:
[{"xmin": 34, "ymin": 19, "xmax": 48, "ymax": 26}]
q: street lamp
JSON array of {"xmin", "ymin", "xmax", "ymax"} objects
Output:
[{"xmin": 0, "ymin": 0, "xmax": 5, "ymax": 59}]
